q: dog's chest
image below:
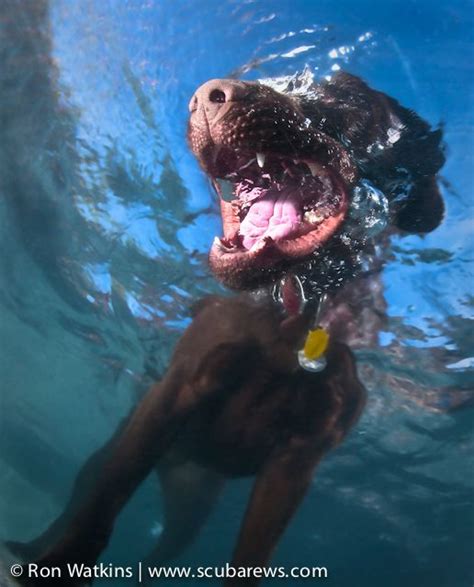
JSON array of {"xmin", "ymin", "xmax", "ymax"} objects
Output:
[{"xmin": 181, "ymin": 370, "xmax": 331, "ymax": 476}]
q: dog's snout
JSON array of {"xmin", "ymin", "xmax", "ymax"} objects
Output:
[{"xmin": 188, "ymin": 79, "xmax": 248, "ymax": 118}]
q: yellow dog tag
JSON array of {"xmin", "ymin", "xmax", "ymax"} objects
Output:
[
  {"xmin": 298, "ymin": 328, "xmax": 329, "ymax": 372},
  {"xmin": 303, "ymin": 328, "xmax": 329, "ymax": 360}
]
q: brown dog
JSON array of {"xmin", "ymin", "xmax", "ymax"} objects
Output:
[
  {"xmin": 8, "ymin": 72, "xmax": 445, "ymax": 586},
  {"xmin": 10, "ymin": 293, "xmax": 365, "ymax": 586}
]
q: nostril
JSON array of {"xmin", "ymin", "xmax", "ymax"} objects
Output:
[{"xmin": 209, "ymin": 89, "xmax": 226, "ymax": 103}]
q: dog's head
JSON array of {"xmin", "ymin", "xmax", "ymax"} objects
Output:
[{"xmin": 188, "ymin": 72, "xmax": 444, "ymax": 291}]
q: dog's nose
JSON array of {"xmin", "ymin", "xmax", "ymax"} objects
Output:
[{"xmin": 188, "ymin": 79, "xmax": 248, "ymax": 119}]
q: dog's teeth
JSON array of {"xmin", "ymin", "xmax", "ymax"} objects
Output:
[
  {"xmin": 251, "ymin": 236, "xmax": 273, "ymax": 252},
  {"xmin": 256, "ymin": 152, "xmax": 266, "ymax": 168},
  {"xmin": 215, "ymin": 235, "xmax": 241, "ymax": 252},
  {"xmin": 215, "ymin": 237, "xmax": 231, "ymax": 252},
  {"xmin": 304, "ymin": 210, "xmax": 324, "ymax": 224},
  {"xmin": 307, "ymin": 162, "xmax": 320, "ymax": 177}
]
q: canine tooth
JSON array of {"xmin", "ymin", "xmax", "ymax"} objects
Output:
[
  {"xmin": 307, "ymin": 162, "xmax": 320, "ymax": 177},
  {"xmin": 256, "ymin": 152, "xmax": 266, "ymax": 168}
]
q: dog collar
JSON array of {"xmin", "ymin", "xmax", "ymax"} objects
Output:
[
  {"xmin": 298, "ymin": 291, "xmax": 329, "ymax": 372},
  {"xmin": 273, "ymin": 276, "xmax": 329, "ymax": 372}
]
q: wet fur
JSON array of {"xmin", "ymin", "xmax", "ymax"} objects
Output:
[
  {"xmin": 9, "ymin": 295, "xmax": 366, "ymax": 586},
  {"xmin": 297, "ymin": 73, "xmax": 445, "ymax": 232},
  {"xmin": 188, "ymin": 72, "xmax": 445, "ymax": 290}
]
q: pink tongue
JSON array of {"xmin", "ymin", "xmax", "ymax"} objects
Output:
[{"xmin": 239, "ymin": 193, "xmax": 302, "ymax": 250}]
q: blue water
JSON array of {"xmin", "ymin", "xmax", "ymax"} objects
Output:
[{"xmin": 0, "ymin": 0, "xmax": 473, "ymax": 585}]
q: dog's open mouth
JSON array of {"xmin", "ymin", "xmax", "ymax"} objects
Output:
[
  {"xmin": 188, "ymin": 78, "xmax": 357, "ymax": 289},
  {"xmin": 207, "ymin": 147, "xmax": 349, "ymax": 286}
]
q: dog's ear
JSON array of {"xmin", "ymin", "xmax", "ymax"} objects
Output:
[{"xmin": 394, "ymin": 176, "xmax": 445, "ymax": 233}]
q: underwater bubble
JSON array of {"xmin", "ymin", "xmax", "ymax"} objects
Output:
[{"xmin": 345, "ymin": 179, "xmax": 390, "ymax": 241}]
